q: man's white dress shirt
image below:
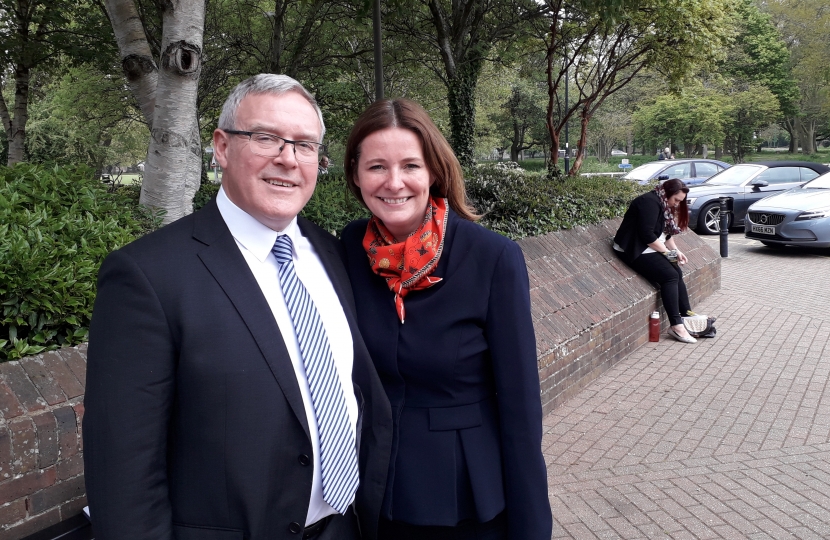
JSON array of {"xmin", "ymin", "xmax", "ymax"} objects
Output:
[{"xmin": 217, "ymin": 188, "xmax": 357, "ymax": 525}]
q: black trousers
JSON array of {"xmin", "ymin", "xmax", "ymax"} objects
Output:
[
  {"xmin": 378, "ymin": 512, "xmax": 507, "ymax": 540},
  {"xmin": 626, "ymin": 252, "xmax": 691, "ymax": 326}
]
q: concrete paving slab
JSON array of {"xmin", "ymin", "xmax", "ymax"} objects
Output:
[{"xmin": 544, "ymin": 233, "xmax": 830, "ymax": 539}]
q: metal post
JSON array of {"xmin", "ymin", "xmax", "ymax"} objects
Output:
[
  {"xmin": 372, "ymin": 0, "xmax": 384, "ymax": 101},
  {"xmin": 564, "ymin": 65, "xmax": 569, "ymax": 174},
  {"xmin": 719, "ymin": 197, "xmax": 729, "ymax": 258}
]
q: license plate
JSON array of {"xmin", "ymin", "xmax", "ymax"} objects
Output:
[{"xmin": 752, "ymin": 224, "xmax": 775, "ymax": 235}]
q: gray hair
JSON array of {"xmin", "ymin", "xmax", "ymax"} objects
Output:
[{"xmin": 217, "ymin": 74, "xmax": 326, "ymax": 141}]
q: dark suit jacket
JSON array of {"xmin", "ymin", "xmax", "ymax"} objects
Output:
[
  {"xmin": 83, "ymin": 199, "xmax": 392, "ymax": 540},
  {"xmin": 341, "ymin": 210, "xmax": 552, "ymax": 540},
  {"xmin": 613, "ymin": 191, "xmax": 670, "ymax": 264}
]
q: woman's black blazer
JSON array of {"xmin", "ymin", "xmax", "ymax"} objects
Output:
[
  {"xmin": 341, "ymin": 210, "xmax": 552, "ymax": 540},
  {"xmin": 613, "ymin": 191, "xmax": 669, "ymax": 264}
]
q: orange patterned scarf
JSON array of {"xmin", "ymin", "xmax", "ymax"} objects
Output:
[{"xmin": 362, "ymin": 197, "xmax": 448, "ymax": 323}]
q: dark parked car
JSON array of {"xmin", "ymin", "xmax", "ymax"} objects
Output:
[
  {"xmin": 622, "ymin": 159, "xmax": 730, "ymax": 186},
  {"xmin": 745, "ymin": 170, "xmax": 830, "ymax": 248},
  {"xmin": 686, "ymin": 161, "xmax": 830, "ymax": 234}
]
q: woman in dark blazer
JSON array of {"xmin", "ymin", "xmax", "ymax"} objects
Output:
[
  {"xmin": 340, "ymin": 98, "xmax": 552, "ymax": 540},
  {"xmin": 613, "ymin": 178, "xmax": 699, "ymax": 343}
]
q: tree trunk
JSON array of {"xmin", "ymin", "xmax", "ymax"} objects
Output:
[
  {"xmin": 268, "ymin": 0, "xmax": 287, "ymax": 74},
  {"xmin": 597, "ymin": 138, "xmax": 608, "ymax": 162},
  {"xmin": 683, "ymin": 141, "xmax": 694, "ymax": 158},
  {"xmin": 140, "ymin": 0, "xmax": 205, "ymax": 224},
  {"xmin": 105, "ymin": 0, "xmax": 158, "ymax": 126},
  {"xmin": 447, "ymin": 61, "xmax": 481, "ymax": 168},
  {"xmin": 787, "ymin": 117, "xmax": 801, "ymax": 152},
  {"xmin": 105, "ymin": 0, "xmax": 204, "ymax": 224},
  {"xmin": 569, "ymin": 108, "xmax": 590, "ymax": 175},
  {"xmin": 510, "ymin": 119, "xmax": 522, "ymax": 162},
  {"xmin": 798, "ymin": 118, "xmax": 816, "ymax": 154},
  {"xmin": 794, "ymin": 117, "xmax": 803, "ymax": 152},
  {"xmin": 714, "ymin": 145, "xmax": 723, "ymax": 159},
  {"xmin": 7, "ymin": 67, "xmax": 30, "ymax": 165}
]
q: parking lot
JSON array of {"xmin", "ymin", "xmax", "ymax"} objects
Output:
[{"xmin": 543, "ymin": 232, "xmax": 830, "ymax": 539}]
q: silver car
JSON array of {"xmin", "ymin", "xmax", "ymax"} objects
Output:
[
  {"xmin": 745, "ymin": 171, "xmax": 830, "ymax": 248},
  {"xmin": 687, "ymin": 161, "xmax": 829, "ymax": 234}
]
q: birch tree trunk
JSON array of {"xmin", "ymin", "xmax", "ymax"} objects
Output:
[
  {"xmin": 105, "ymin": 0, "xmax": 204, "ymax": 224},
  {"xmin": 104, "ymin": 0, "xmax": 158, "ymax": 125}
]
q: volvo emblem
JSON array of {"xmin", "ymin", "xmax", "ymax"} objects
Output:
[{"xmin": 759, "ymin": 214, "xmax": 768, "ymax": 224}]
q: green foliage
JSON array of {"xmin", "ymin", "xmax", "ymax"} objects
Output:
[
  {"xmin": 193, "ymin": 180, "xmax": 221, "ymax": 211},
  {"xmin": 295, "ymin": 164, "xmax": 644, "ymax": 240},
  {"xmin": 0, "ymin": 164, "xmax": 152, "ymax": 361},
  {"xmin": 633, "ymin": 81, "xmax": 780, "ymax": 162},
  {"xmin": 300, "ymin": 174, "xmax": 369, "ymax": 236},
  {"xmin": 466, "ymin": 162, "xmax": 649, "ymax": 239},
  {"xmin": 24, "ymin": 65, "xmax": 147, "ymax": 170},
  {"xmin": 721, "ymin": 0, "xmax": 798, "ymax": 117}
]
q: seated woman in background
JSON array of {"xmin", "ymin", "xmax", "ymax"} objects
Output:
[
  {"xmin": 614, "ymin": 178, "xmax": 699, "ymax": 344},
  {"xmin": 340, "ymin": 98, "xmax": 552, "ymax": 540}
]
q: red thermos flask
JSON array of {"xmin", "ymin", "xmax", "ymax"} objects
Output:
[{"xmin": 649, "ymin": 311, "xmax": 660, "ymax": 342}]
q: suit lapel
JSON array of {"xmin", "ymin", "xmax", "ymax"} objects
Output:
[{"xmin": 194, "ymin": 200, "xmax": 310, "ymax": 438}]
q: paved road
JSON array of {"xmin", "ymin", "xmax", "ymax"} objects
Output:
[{"xmin": 543, "ymin": 232, "xmax": 830, "ymax": 539}]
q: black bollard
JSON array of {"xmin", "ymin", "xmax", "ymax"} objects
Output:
[{"xmin": 719, "ymin": 197, "xmax": 729, "ymax": 257}]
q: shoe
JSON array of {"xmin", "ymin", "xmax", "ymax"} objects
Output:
[{"xmin": 668, "ymin": 327, "xmax": 697, "ymax": 344}]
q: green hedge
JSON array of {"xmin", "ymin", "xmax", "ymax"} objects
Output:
[
  {"xmin": 300, "ymin": 174, "xmax": 369, "ymax": 235},
  {"xmin": 467, "ymin": 162, "xmax": 649, "ymax": 239},
  {"xmin": 193, "ymin": 175, "xmax": 369, "ymax": 237},
  {"xmin": 0, "ymin": 164, "xmax": 155, "ymax": 361},
  {"xmin": 1, "ymin": 164, "xmax": 645, "ymax": 362}
]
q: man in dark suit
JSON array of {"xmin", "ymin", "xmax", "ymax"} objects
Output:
[{"xmin": 83, "ymin": 74, "xmax": 392, "ymax": 540}]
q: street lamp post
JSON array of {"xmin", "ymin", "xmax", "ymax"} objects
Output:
[
  {"xmin": 564, "ymin": 64, "xmax": 569, "ymax": 174},
  {"xmin": 373, "ymin": 0, "xmax": 384, "ymax": 101}
]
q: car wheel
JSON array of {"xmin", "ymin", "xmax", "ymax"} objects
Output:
[
  {"xmin": 760, "ymin": 241, "xmax": 785, "ymax": 249},
  {"xmin": 698, "ymin": 202, "xmax": 731, "ymax": 235}
]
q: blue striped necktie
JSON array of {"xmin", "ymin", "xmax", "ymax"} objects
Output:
[{"xmin": 272, "ymin": 234, "xmax": 359, "ymax": 514}]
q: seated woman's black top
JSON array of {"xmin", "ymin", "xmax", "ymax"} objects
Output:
[{"xmin": 613, "ymin": 191, "xmax": 671, "ymax": 264}]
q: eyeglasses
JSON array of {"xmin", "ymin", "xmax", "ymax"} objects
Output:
[{"xmin": 223, "ymin": 129, "xmax": 326, "ymax": 164}]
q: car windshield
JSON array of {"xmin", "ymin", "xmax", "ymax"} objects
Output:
[
  {"xmin": 703, "ymin": 164, "xmax": 763, "ymax": 186},
  {"xmin": 802, "ymin": 171, "xmax": 830, "ymax": 189},
  {"xmin": 623, "ymin": 162, "xmax": 667, "ymax": 181}
]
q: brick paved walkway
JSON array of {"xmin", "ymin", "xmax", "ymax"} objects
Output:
[{"xmin": 543, "ymin": 233, "xmax": 830, "ymax": 539}]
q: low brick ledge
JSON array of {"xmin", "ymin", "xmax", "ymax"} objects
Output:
[
  {"xmin": 0, "ymin": 219, "xmax": 721, "ymax": 538},
  {"xmin": 0, "ymin": 344, "xmax": 87, "ymax": 540},
  {"xmin": 517, "ymin": 217, "xmax": 721, "ymax": 415}
]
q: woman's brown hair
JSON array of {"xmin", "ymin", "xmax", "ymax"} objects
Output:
[
  {"xmin": 662, "ymin": 178, "xmax": 690, "ymax": 230},
  {"xmin": 344, "ymin": 98, "xmax": 479, "ymax": 221}
]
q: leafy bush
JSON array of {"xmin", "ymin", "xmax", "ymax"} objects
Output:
[
  {"xmin": 0, "ymin": 163, "xmax": 644, "ymax": 362},
  {"xmin": 193, "ymin": 180, "xmax": 221, "ymax": 211},
  {"xmin": 300, "ymin": 174, "xmax": 369, "ymax": 236},
  {"xmin": 0, "ymin": 164, "xmax": 154, "ymax": 361},
  {"xmin": 466, "ymin": 163, "xmax": 649, "ymax": 239}
]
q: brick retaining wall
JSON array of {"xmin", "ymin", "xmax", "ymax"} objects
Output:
[
  {"xmin": 0, "ymin": 218, "xmax": 720, "ymax": 538},
  {"xmin": 518, "ymin": 217, "xmax": 721, "ymax": 414},
  {"xmin": 0, "ymin": 344, "xmax": 87, "ymax": 539}
]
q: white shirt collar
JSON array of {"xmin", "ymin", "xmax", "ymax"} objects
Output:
[{"xmin": 216, "ymin": 186, "xmax": 300, "ymax": 263}]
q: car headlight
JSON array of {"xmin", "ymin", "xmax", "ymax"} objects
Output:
[
  {"xmin": 795, "ymin": 206, "xmax": 830, "ymax": 221},
  {"xmin": 686, "ymin": 198, "xmax": 697, "ymax": 207}
]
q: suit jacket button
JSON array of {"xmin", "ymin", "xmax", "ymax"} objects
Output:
[
  {"xmin": 298, "ymin": 454, "xmax": 311, "ymax": 466},
  {"xmin": 289, "ymin": 522, "xmax": 303, "ymax": 534}
]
